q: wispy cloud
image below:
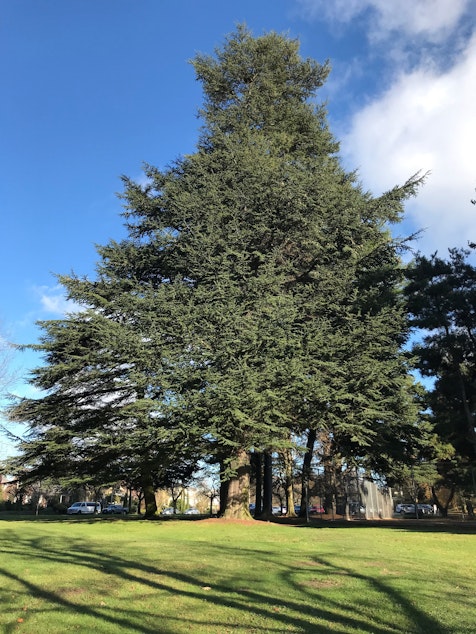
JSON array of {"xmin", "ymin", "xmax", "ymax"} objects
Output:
[
  {"xmin": 33, "ymin": 285, "xmax": 82, "ymax": 317},
  {"xmin": 298, "ymin": 0, "xmax": 472, "ymax": 41},
  {"xmin": 298, "ymin": 0, "xmax": 476, "ymax": 82},
  {"xmin": 366, "ymin": 0, "xmax": 469, "ymax": 41}
]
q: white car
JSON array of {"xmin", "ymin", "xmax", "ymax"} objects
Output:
[
  {"xmin": 67, "ymin": 501, "xmax": 101, "ymax": 515},
  {"xmin": 102, "ymin": 504, "xmax": 128, "ymax": 515},
  {"xmin": 396, "ymin": 503, "xmax": 433, "ymax": 516}
]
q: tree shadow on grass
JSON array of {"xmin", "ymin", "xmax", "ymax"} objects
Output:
[
  {"xmin": 272, "ymin": 516, "xmax": 476, "ymax": 535},
  {"xmin": 0, "ymin": 523, "xmax": 465, "ymax": 633},
  {"xmin": 2, "ymin": 512, "xmax": 475, "ymax": 535}
]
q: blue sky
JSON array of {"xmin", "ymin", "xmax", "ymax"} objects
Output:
[{"xmin": 1, "ymin": 0, "xmax": 475, "ymax": 457}]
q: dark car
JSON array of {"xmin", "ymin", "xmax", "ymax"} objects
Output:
[{"xmin": 102, "ymin": 504, "xmax": 128, "ymax": 515}]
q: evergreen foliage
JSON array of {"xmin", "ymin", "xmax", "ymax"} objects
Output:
[
  {"xmin": 5, "ymin": 27, "xmax": 424, "ymax": 518},
  {"xmin": 405, "ymin": 248, "xmax": 476, "ymax": 506}
]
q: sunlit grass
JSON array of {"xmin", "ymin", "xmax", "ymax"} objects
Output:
[{"xmin": 0, "ymin": 515, "xmax": 474, "ymax": 633}]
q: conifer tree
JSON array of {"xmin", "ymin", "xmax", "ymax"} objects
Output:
[
  {"xmin": 7, "ymin": 27, "xmax": 423, "ymax": 518},
  {"xmin": 405, "ymin": 248, "xmax": 476, "ymax": 509}
]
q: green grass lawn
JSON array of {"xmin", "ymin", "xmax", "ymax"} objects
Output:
[{"xmin": 0, "ymin": 515, "xmax": 474, "ymax": 633}]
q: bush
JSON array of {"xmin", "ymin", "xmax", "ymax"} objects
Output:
[{"xmin": 49, "ymin": 501, "xmax": 68, "ymax": 514}]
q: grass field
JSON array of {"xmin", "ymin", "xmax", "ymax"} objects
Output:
[{"xmin": 0, "ymin": 515, "xmax": 474, "ymax": 633}]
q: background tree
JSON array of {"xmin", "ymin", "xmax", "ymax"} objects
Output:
[{"xmin": 405, "ymin": 247, "xmax": 476, "ymax": 513}]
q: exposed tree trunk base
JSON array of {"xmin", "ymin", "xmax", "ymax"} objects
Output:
[
  {"xmin": 432, "ymin": 484, "xmax": 455, "ymax": 518},
  {"xmin": 142, "ymin": 478, "xmax": 158, "ymax": 519},
  {"xmin": 223, "ymin": 448, "xmax": 252, "ymax": 520},
  {"xmin": 255, "ymin": 509, "xmax": 274, "ymax": 521}
]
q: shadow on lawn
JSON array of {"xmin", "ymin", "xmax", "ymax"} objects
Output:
[
  {"xmin": 282, "ymin": 517, "xmax": 476, "ymax": 535},
  {"xmin": 0, "ymin": 522, "xmax": 461, "ymax": 634},
  {"xmin": 2, "ymin": 512, "xmax": 476, "ymax": 535}
]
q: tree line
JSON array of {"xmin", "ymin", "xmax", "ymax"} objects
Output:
[{"xmin": 2, "ymin": 27, "xmax": 474, "ymax": 518}]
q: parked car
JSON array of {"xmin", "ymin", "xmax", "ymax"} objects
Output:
[
  {"xmin": 160, "ymin": 507, "xmax": 178, "ymax": 515},
  {"xmin": 397, "ymin": 503, "xmax": 433, "ymax": 516},
  {"xmin": 184, "ymin": 508, "xmax": 200, "ymax": 515},
  {"xmin": 310, "ymin": 505, "xmax": 325, "ymax": 514},
  {"xmin": 102, "ymin": 504, "xmax": 128, "ymax": 515},
  {"xmin": 292, "ymin": 505, "xmax": 321, "ymax": 515},
  {"xmin": 67, "ymin": 501, "xmax": 101, "ymax": 515},
  {"xmin": 294, "ymin": 504, "xmax": 313, "ymax": 515}
]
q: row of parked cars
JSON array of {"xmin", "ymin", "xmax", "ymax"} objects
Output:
[
  {"xmin": 395, "ymin": 503, "xmax": 434, "ymax": 516},
  {"xmin": 66, "ymin": 502, "xmax": 128, "ymax": 515},
  {"xmin": 66, "ymin": 503, "xmax": 203, "ymax": 516},
  {"xmin": 249, "ymin": 504, "xmax": 326, "ymax": 516}
]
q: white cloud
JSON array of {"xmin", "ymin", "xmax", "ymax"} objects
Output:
[
  {"xmin": 341, "ymin": 33, "xmax": 476, "ymax": 254},
  {"xmin": 34, "ymin": 285, "xmax": 82, "ymax": 316},
  {"xmin": 298, "ymin": 0, "xmax": 472, "ymax": 41},
  {"xmin": 368, "ymin": 0, "xmax": 469, "ymax": 41}
]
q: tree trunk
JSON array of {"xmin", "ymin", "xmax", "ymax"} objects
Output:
[
  {"xmin": 170, "ymin": 484, "xmax": 184, "ymax": 513},
  {"xmin": 252, "ymin": 451, "xmax": 263, "ymax": 516},
  {"xmin": 464, "ymin": 498, "xmax": 474, "ymax": 517},
  {"xmin": 432, "ymin": 484, "xmax": 455, "ymax": 518},
  {"xmin": 142, "ymin": 474, "xmax": 157, "ymax": 518},
  {"xmin": 299, "ymin": 428, "xmax": 316, "ymax": 517},
  {"xmin": 223, "ymin": 448, "xmax": 252, "ymax": 519},
  {"xmin": 343, "ymin": 471, "xmax": 350, "ymax": 521},
  {"xmin": 136, "ymin": 490, "xmax": 144, "ymax": 515},
  {"xmin": 259, "ymin": 450, "xmax": 273, "ymax": 520},
  {"xmin": 219, "ymin": 478, "xmax": 229, "ymax": 517},
  {"xmin": 319, "ymin": 430, "xmax": 338, "ymax": 517},
  {"xmin": 283, "ymin": 448, "xmax": 295, "ymax": 517}
]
